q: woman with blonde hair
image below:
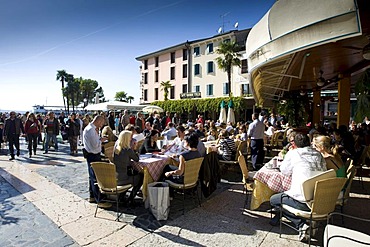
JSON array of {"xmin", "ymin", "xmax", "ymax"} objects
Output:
[
  {"xmin": 313, "ymin": 135, "xmax": 346, "ymax": 177},
  {"xmin": 113, "ymin": 130, "xmax": 143, "ymax": 206}
]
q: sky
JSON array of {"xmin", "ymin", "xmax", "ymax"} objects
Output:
[{"xmin": 0, "ymin": 0, "xmax": 275, "ymax": 112}]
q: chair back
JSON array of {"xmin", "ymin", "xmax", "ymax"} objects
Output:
[
  {"xmin": 236, "ymin": 140, "xmax": 247, "ymax": 158},
  {"xmin": 91, "ymin": 162, "xmax": 117, "ymax": 192},
  {"xmin": 104, "ymin": 146, "xmax": 114, "ymax": 163},
  {"xmin": 183, "ymin": 157, "xmax": 204, "ymax": 187},
  {"xmin": 345, "ymin": 157, "xmax": 354, "ymax": 170},
  {"xmin": 342, "ymin": 163, "xmax": 356, "ymax": 200},
  {"xmin": 358, "ymin": 146, "xmax": 369, "ymax": 165},
  {"xmin": 302, "ymin": 169, "xmax": 336, "ymax": 205},
  {"xmin": 103, "ymin": 141, "xmax": 115, "ymax": 149},
  {"xmin": 135, "ymin": 139, "xmax": 144, "ymax": 152},
  {"xmin": 311, "ymin": 178, "xmax": 347, "ymax": 216},
  {"xmin": 238, "ymin": 151, "xmax": 249, "ymax": 184}
]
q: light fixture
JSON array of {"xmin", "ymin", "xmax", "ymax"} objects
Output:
[
  {"xmin": 279, "ymin": 99, "xmax": 287, "ymax": 104},
  {"xmin": 300, "ymin": 86, "xmax": 306, "ymax": 96},
  {"xmin": 316, "ymin": 70, "xmax": 325, "ymax": 87}
]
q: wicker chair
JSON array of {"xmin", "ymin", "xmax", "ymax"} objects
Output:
[
  {"xmin": 219, "ymin": 140, "xmax": 247, "ymax": 166},
  {"xmin": 238, "ymin": 151, "xmax": 253, "ymax": 209},
  {"xmin": 355, "ymin": 145, "xmax": 369, "ymax": 188},
  {"xmin": 104, "ymin": 146, "xmax": 114, "ymax": 163},
  {"xmin": 336, "ymin": 162, "xmax": 356, "ymax": 216},
  {"xmin": 103, "ymin": 141, "xmax": 115, "ymax": 149},
  {"xmin": 279, "ymin": 177, "xmax": 347, "ymax": 246},
  {"xmin": 90, "ymin": 162, "xmax": 132, "ymax": 221},
  {"xmin": 165, "ymin": 157, "xmax": 204, "ymax": 214}
]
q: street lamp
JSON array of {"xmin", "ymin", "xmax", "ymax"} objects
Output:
[{"xmin": 83, "ymin": 98, "xmax": 88, "ymax": 107}]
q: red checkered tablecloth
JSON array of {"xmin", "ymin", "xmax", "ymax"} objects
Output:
[
  {"xmin": 253, "ymin": 162, "xmax": 292, "ymax": 193},
  {"xmin": 132, "ymin": 155, "xmax": 170, "ymax": 181}
]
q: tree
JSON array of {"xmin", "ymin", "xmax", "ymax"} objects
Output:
[
  {"xmin": 354, "ymin": 68, "xmax": 370, "ymax": 123},
  {"xmin": 115, "ymin": 91, "xmax": 128, "ymax": 102},
  {"xmin": 56, "ymin": 70, "xmax": 68, "ymax": 112},
  {"xmin": 127, "ymin": 96, "xmax": 134, "ymax": 103},
  {"xmin": 160, "ymin": 80, "xmax": 172, "ymax": 101},
  {"xmin": 215, "ymin": 40, "xmax": 241, "ymax": 97},
  {"xmin": 80, "ymin": 78, "xmax": 99, "ymax": 105},
  {"xmin": 64, "ymin": 73, "xmax": 74, "ymax": 113},
  {"xmin": 65, "ymin": 75, "xmax": 80, "ymax": 112}
]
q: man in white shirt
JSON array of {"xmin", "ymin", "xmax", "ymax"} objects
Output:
[
  {"xmin": 132, "ymin": 126, "xmax": 145, "ymax": 142},
  {"xmin": 161, "ymin": 122, "xmax": 177, "ymax": 140},
  {"xmin": 269, "ymin": 133, "xmax": 327, "ymax": 240},
  {"xmin": 165, "ymin": 125, "xmax": 186, "ymax": 155},
  {"xmin": 247, "ymin": 113, "xmax": 265, "ymax": 170},
  {"xmin": 83, "ymin": 116, "xmax": 108, "ymax": 206}
]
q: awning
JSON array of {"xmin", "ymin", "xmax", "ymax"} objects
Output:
[{"xmin": 246, "ymin": 0, "xmax": 367, "ymax": 106}]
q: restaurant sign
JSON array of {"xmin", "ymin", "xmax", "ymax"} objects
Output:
[{"xmin": 180, "ymin": 92, "xmax": 201, "ymax": 99}]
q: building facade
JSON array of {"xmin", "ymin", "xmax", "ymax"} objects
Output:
[{"xmin": 136, "ymin": 29, "xmax": 252, "ymax": 104}]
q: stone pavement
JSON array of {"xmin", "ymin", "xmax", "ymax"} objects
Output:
[{"xmin": 1, "ymin": 139, "xmax": 369, "ymax": 246}]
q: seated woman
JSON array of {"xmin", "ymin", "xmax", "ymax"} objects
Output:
[
  {"xmin": 101, "ymin": 126, "xmax": 118, "ymax": 142},
  {"xmin": 139, "ymin": 129, "xmax": 160, "ymax": 154},
  {"xmin": 162, "ymin": 133, "xmax": 201, "ymax": 183},
  {"xmin": 113, "ymin": 130, "xmax": 143, "ymax": 205},
  {"xmin": 313, "ymin": 135, "xmax": 346, "ymax": 177},
  {"xmin": 217, "ymin": 129, "xmax": 236, "ymax": 161},
  {"xmin": 236, "ymin": 124, "xmax": 248, "ymax": 141}
]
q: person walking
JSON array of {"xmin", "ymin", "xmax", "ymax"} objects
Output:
[
  {"xmin": 66, "ymin": 113, "xmax": 80, "ymax": 155},
  {"xmin": 3, "ymin": 111, "xmax": 25, "ymax": 160},
  {"xmin": 247, "ymin": 112, "xmax": 265, "ymax": 170},
  {"xmin": 43, "ymin": 111, "xmax": 59, "ymax": 154},
  {"xmin": 24, "ymin": 113, "xmax": 40, "ymax": 158},
  {"xmin": 83, "ymin": 115, "xmax": 109, "ymax": 207}
]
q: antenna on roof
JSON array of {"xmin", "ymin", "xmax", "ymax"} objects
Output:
[
  {"xmin": 218, "ymin": 27, "xmax": 223, "ymax": 34},
  {"xmin": 219, "ymin": 12, "xmax": 230, "ymax": 34}
]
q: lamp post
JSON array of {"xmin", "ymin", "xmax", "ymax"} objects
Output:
[{"xmin": 83, "ymin": 98, "xmax": 88, "ymax": 107}]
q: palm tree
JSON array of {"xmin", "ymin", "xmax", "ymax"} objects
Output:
[
  {"xmin": 65, "ymin": 74, "xmax": 74, "ymax": 114},
  {"xmin": 115, "ymin": 91, "xmax": 128, "ymax": 102},
  {"xmin": 56, "ymin": 70, "xmax": 68, "ymax": 111},
  {"xmin": 160, "ymin": 80, "xmax": 172, "ymax": 101},
  {"xmin": 215, "ymin": 40, "xmax": 241, "ymax": 97},
  {"xmin": 127, "ymin": 96, "xmax": 134, "ymax": 103}
]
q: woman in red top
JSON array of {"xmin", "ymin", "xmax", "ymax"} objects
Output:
[{"xmin": 24, "ymin": 113, "xmax": 40, "ymax": 157}]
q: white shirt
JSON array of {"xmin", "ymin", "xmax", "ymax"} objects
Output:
[
  {"xmin": 162, "ymin": 127, "xmax": 177, "ymax": 139},
  {"xmin": 133, "ymin": 133, "xmax": 145, "ymax": 142},
  {"xmin": 83, "ymin": 123, "xmax": 101, "ymax": 154},
  {"xmin": 280, "ymin": 146, "xmax": 327, "ymax": 201},
  {"xmin": 265, "ymin": 126, "xmax": 274, "ymax": 136},
  {"xmin": 247, "ymin": 119, "xmax": 265, "ymax": 139}
]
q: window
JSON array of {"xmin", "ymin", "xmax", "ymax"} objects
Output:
[
  {"xmin": 194, "ymin": 47, "xmax": 200, "ymax": 56},
  {"xmin": 223, "ymin": 82, "xmax": 229, "ymax": 95},
  {"xmin": 144, "ymin": 73, "xmax": 148, "ymax": 84},
  {"xmin": 144, "ymin": 60, "xmax": 148, "ymax": 70},
  {"xmin": 170, "ymin": 67, "xmax": 175, "ymax": 80},
  {"xmin": 144, "ymin": 89, "xmax": 148, "ymax": 101},
  {"xmin": 183, "ymin": 49, "xmax": 188, "ymax": 61},
  {"xmin": 170, "ymin": 52, "xmax": 175, "ymax": 63},
  {"xmin": 155, "ymin": 70, "xmax": 158, "ymax": 82},
  {"xmin": 207, "ymin": 61, "xmax": 214, "ymax": 73},
  {"xmin": 206, "ymin": 84, "xmax": 213, "ymax": 96},
  {"xmin": 154, "ymin": 88, "xmax": 158, "ymax": 100},
  {"xmin": 241, "ymin": 59, "xmax": 248, "ymax": 73},
  {"xmin": 170, "ymin": 86, "xmax": 175, "ymax": 99},
  {"xmin": 207, "ymin": 43, "xmax": 213, "ymax": 53},
  {"xmin": 155, "ymin": 57, "xmax": 159, "ymax": 67},
  {"xmin": 182, "ymin": 64, "xmax": 187, "ymax": 78},
  {"xmin": 224, "ymin": 38, "xmax": 231, "ymax": 43},
  {"xmin": 182, "ymin": 84, "xmax": 187, "ymax": 93},
  {"xmin": 194, "ymin": 85, "xmax": 200, "ymax": 92},
  {"xmin": 242, "ymin": 84, "xmax": 250, "ymax": 95},
  {"xmin": 194, "ymin": 64, "xmax": 200, "ymax": 75}
]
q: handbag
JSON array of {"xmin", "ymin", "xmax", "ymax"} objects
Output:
[{"xmin": 148, "ymin": 182, "xmax": 170, "ymax": 220}]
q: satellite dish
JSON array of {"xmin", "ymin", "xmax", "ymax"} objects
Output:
[
  {"xmin": 234, "ymin": 22, "xmax": 239, "ymax": 29},
  {"xmin": 218, "ymin": 27, "xmax": 222, "ymax": 34}
]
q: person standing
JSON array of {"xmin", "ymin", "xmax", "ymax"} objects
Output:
[
  {"xmin": 135, "ymin": 112, "xmax": 145, "ymax": 132},
  {"xmin": 83, "ymin": 115, "xmax": 109, "ymax": 206},
  {"xmin": 107, "ymin": 111, "xmax": 115, "ymax": 132},
  {"xmin": 24, "ymin": 113, "xmax": 40, "ymax": 158},
  {"xmin": 247, "ymin": 113, "xmax": 265, "ymax": 170},
  {"xmin": 172, "ymin": 113, "xmax": 180, "ymax": 127},
  {"xmin": 66, "ymin": 113, "xmax": 80, "ymax": 155},
  {"xmin": 3, "ymin": 111, "xmax": 25, "ymax": 160},
  {"xmin": 120, "ymin": 109, "xmax": 130, "ymax": 130},
  {"xmin": 43, "ymin": 111, "xmax": 59, "ymax": 154},
  {"xmin": 76, "ymin": 113, "xmax": 84, "ymax": 146}
]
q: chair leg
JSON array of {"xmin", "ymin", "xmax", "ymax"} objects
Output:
[
  {"xmin": 115, "ymin": 191, "xmax": 120, "ymax": 222},
  {"xmin": 279, "ymin": 206, "xmax": 282, "ymax": 238},
  {"xmin": 196, "ymin": 186, "xmax": 201, "ymax": 207},
  {"xmin": 94, "ymin": 204, "xmax": 99, "ymax": 217}
]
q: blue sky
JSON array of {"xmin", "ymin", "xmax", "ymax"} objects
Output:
[{"xmin": 0, "ymin": 0, "xmax": 275, "ymax": 112}]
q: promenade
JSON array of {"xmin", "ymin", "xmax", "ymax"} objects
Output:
[{"xmin": 1, "ymin": 139, "xmax": 369, "ymax": 246}]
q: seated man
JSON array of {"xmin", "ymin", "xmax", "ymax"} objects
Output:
[
  {"xmin": 269, "ymin": 133, "xmax": 327, "ymax": 242},
  {"xmin": 161, "ymin": 122, "xmax": 177, "ymax": 140}
]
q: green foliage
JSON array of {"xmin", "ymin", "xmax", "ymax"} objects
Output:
[
  {"xmin": 160, "ymin": 80, "xmax": 171, "ymax": 101},
  {"xmin": 151, "ymin": 97, "xmax": 248, "ymax": 114},
  {"xmin": 277, "ymin": 93, "xmax": 308, "ymax": 127},
  {"xmin": 354, "ymin": 68, "xmax": 370, "ymax": 122},
  {"xmin": 115, "ymin": 91, "xmax": 128, "ymax": 102}
]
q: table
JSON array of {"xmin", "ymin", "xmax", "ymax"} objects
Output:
[
  {"xmin": 132, "ymin": 154, "xmax": 171, "ymax": 203},
  {"xmin": 250, "ymin": 158, "xmax": 292, "ymax": 210}
]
